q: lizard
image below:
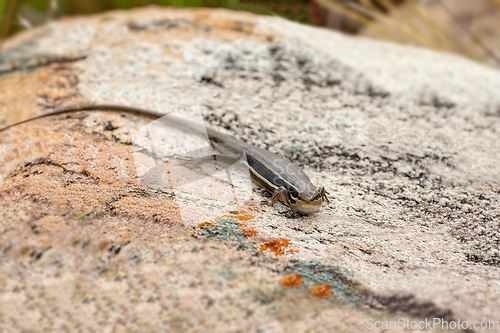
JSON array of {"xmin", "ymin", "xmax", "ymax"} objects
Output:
[{"xmin": 0, "ymin": 104, "xmax": 329, "ymax": 213}]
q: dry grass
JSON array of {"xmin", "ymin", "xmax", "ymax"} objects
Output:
[
  {"xmin": 1, "ymin": 0, "xmax": 499, "ymax": 67},
  {"xmin": 316, "ymin": 0, "xmax": 500, "ymax": 66}
]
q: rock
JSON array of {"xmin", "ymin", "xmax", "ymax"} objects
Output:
[{"xmin": 0, "ymin": 6, "xmax": 499, "ymax": 332}]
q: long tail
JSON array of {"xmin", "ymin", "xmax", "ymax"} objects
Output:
[{"xmin": 1, "ymin": 104, "xmax": 168, "ymax": 133}]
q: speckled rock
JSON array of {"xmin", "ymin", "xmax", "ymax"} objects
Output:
[{"xmin": 0, "ymin": 7, "xmax": 499, "ymax": 332}]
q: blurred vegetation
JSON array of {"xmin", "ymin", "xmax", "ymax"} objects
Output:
[
  {"xmin": 319, "ymin": 0, "xmax": 500, "ymax": 66},
  {"xmin": 1, "ymin": 0, "xmax": 499, "ymax": 67},
  {"xmin": 0, "ymin": 0, "xmax": 295, "ymax": 38}
]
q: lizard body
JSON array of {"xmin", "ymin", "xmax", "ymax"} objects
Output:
[{"xmin": 0, "ymin": 104, "xmax": 329, "ymax": 213}]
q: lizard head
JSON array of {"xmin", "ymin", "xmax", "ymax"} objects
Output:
[{"xmin": 287, "ymin": 186, "xmax": 329, "ymax": 214}]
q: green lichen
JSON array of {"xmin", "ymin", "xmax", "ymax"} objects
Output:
[
  {"xmin": 284, "ymin": 260, "xmax": 361, "ymax": 304},
  {"xmin": 200, "ymin": 218, "xmax": 245, "ymax": 242},
  {"xmin": 199, "ymin": 218, "xmax": 255, "ymax": 251},
  {"xmin": 283, "ymin": 145, "xmax": 304, "ymax": 158},
  {"xmin": 0, "ymin": 45, "xmax": 38, "ymax": 66},
  {"xmin": 211, "ymin": 268, "xmax": 241, "ymax": 281}
]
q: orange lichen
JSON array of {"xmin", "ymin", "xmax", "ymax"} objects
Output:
[
  {"xmin": 211, "ymin": 214, "xmax": 258, "ymax": 237},
  {"xmin": 197, "ymin": 214, "xmax": 259, "ymax": 239},
  {"xmin": 239, "ymin": 228, "xmax": 258, "ymax": 238},
  {"xmin": 309, "ymin": 285, "xmax": 332, "ymax": 298},
  {"xmin": 278, "ymin": 274, "xmax": 303, "ymax": 288},
  {"xmin": 226, "ymin": 214, "xmax": 253, "ymax": 221},
  {"xmin": 259, "ymin": 239, "xmax": 297, "ymax": 256},
  {"xmin": 198, "ymin": 221, "xmax": 216, "ymax": 229}
]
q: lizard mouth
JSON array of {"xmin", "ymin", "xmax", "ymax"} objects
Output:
[{"xmin": 291, "ymin": 199, "xmax": 323, "ymax": 214}]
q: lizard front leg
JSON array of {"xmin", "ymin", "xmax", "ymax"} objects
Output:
[
  {"xmin": 318, "ymin": 186, "xmax": 330, "ymax": 203},
  {"xmin": 262, "ymin": 186, "xmax": 289, "ymax": 207}
]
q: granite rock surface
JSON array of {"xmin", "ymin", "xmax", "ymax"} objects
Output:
[{"xmin": 0, "ymin": 7, "xmax": 499, "ymax": 332}]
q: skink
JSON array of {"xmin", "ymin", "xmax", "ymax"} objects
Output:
[{"xmin": 0, "ymin": 104, "xmax": 329, "ymax": 213}]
